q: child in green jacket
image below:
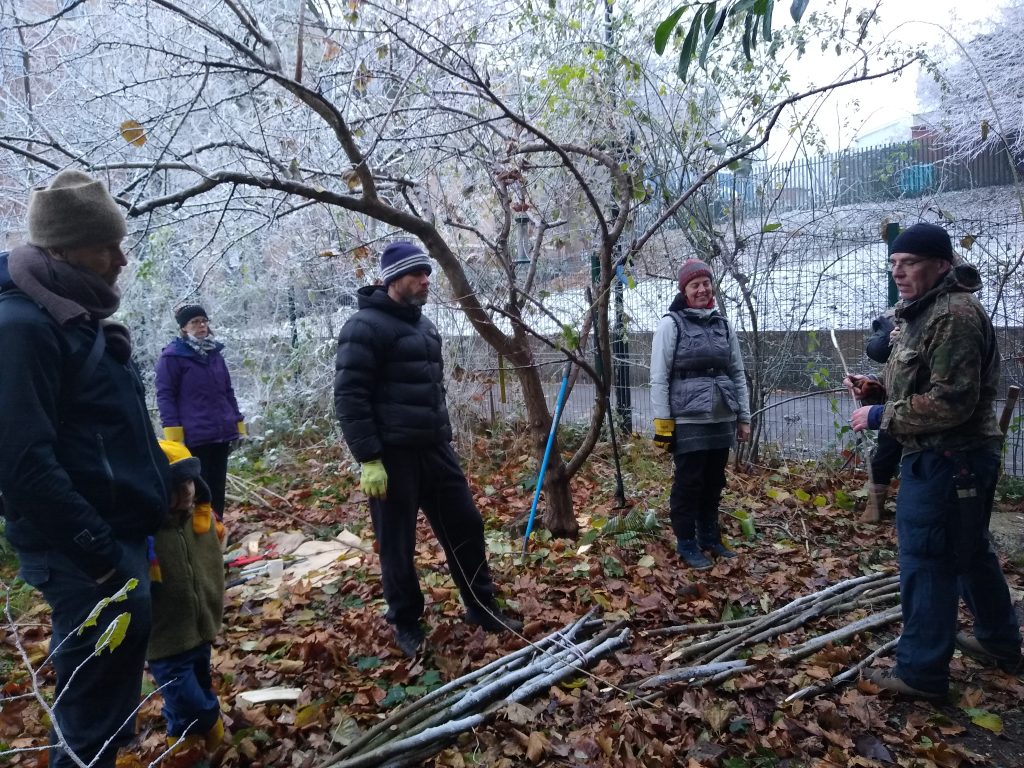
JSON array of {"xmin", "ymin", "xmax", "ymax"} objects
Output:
[{"xmin": 149, "ymin": 441, "xmax": 226, "ymax": 756}]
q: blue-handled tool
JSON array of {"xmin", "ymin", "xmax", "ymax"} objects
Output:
[{"xmin": 523, "ymin": 360, "xmax": 573, "ymax": 553}]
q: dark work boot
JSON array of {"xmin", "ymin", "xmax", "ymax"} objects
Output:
[
  {"xmin": 676, "ymin": 540, "xmax": 712, "ymax": 570},
  {"xmin": 465, "ymin": 603, "xmax": 524, "ymax": 634},
  {"xmin": 393, "ymin": 623, "xmax": 425, "ymax": 657},
  {"xmin": 698, "ymin": 521, "xmax": 737, "ymax": 559},
  {"xmin": 700, "ymin": 536, "xmax": 738, "ymax": 559}
]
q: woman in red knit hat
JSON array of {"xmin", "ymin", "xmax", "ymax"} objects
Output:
[{"xmin": 649, "ymin": 259, "xmax": 751, "ymax": 569}]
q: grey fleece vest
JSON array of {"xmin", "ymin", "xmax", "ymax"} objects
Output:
[{"xmin": 668, "ymin": 310, "xmax": 739, "ymax": 419}]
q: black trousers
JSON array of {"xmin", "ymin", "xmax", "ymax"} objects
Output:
[
  {"xmin": 669, "ymin": 447, "xmax": 730, "ymax": 544},
  {"xmin": 871, "ymin": 429, "xmax": 902, "ymax": 486},
  {"xmin": 369, "ymin": 443, "xmax": 497, "ymax": 627},
  {"xmin": 189, "ymin": 441, "xmax": 231, "ymax": 519}
]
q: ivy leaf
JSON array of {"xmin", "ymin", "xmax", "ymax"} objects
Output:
[
  {"xmin": 965, "ymin": 708, "xmax": 1003, "ymax": 734},
  {"xmin": 380, "ymin": 685, "xmax": 407, "ymax": 708},
  {"xmin": 834, "ymin": 489, "xmax": 855, "ymax": 510}
]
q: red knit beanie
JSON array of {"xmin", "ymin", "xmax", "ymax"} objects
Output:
[{"xmin": 677, "ymin": 259, "xmax": 713, "ymax": 292}]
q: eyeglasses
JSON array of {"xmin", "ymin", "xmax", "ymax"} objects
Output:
[
  {"xmin": 889, "ymin": 257, "xmax": 928, "ymax": 271},
  {"xmin": 186, "ymin": 317, "xmax": 210, "ymax": 326}
]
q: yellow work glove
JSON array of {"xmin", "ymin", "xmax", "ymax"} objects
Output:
[
  {"xmin": 360, "ymin": 459, "xmax": 388, "ymax": 499},
  {"xmin": 237, "ymin": 421, "xmax": 247, "ymax": 436},
  {"xmin": 163, "ymin": 426, "xmax": 185, "ymax": 443},
  {"xmin": 653, "ymin": 418, "xmax": 676, "ymax": 453}
]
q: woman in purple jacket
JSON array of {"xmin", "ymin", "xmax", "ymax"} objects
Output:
[{"xmin": 156, "ymin": 305, "xmax": 245, "ymax": 519}]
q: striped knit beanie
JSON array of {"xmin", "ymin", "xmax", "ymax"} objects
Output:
[{"xmin": 380, "ymin": 240, "xmax": 431, "ymax": 286}]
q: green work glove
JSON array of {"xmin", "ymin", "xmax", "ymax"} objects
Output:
[
  {"xmin": 360, "ymin": 459, "xmax": 388, "ymax": 499},
  {"xmin": 653, "ymin": 418, "xmax": 676, "ymax": 453}
]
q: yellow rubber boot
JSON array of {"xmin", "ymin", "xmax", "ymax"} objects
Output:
[
  {"xmin": 205, "ymin": 717, "xmax": 225, "ymax": 751},
  {"xmin": 167, "ymin": 733, "xmax": 206, "ymax": 754}
]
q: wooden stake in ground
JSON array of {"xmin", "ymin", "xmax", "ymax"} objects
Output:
[{"xmin": 830, "ymin": 329, "xmax": 878, "ymax": 521}]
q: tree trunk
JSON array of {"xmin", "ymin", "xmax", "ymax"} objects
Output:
[
  {"xmin": 516, "ymin": 351, "xmax": 580, "ymax": 538},
  {"xmin": 541, "ymin": 460, "xmax": 577, "ymax": 538}
]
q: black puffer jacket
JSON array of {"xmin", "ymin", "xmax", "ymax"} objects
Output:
[
  {"xmin": 866, "ymin": 311, "xmax": 896, "ymax": 364},
  {"xmin": 334, "ymin": 285, "xmax": 452, "ymax": 461},
  {"xmin": 0, "ymin": 254, "xmax": 170, "ymax": 578}
]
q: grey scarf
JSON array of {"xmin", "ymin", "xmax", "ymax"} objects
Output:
[
  {"xmin": 184, "ymin": 334, "xmax": 219, "ymax": 358},
  {"xmin": 8, "ymin": 244, "xmax": 132, "ymax": 361}
]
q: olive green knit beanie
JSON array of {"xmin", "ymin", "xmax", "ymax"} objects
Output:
[{"xmin": 27, "ymin": 169, "xmax": 127, "ymax": 249}]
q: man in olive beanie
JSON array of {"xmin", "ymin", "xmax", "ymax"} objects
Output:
[
  {"xmin": 28, "ymin": 169, "xmax": 128, "ymax": 251},
  {"xmin": 0, "ymin": 169, "xmax": 170, "ymax": 768}
]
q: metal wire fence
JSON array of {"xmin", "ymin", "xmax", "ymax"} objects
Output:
[{"xmin": 447, "ymin": 214, "xmax": 1024, "ymax": 476}]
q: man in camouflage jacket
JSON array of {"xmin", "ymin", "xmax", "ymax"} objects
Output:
[{"xmin": 848, "ymin": 223, "xmax": 1022, "ymax": 699}]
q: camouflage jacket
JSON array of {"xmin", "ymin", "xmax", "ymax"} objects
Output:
[{"xmin": 881, "ymin": 263, "xmax": 1002, "ymax": 454}]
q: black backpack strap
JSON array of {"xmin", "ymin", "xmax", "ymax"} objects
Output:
[{"xmin": 70, "ymin": 324, "xmax": 106, "ymax": 393}]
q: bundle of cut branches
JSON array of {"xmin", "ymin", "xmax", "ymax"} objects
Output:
[
  {"xmin": 320, "ymin": 610, "xmax": 631, "ymax": 768},
  {"xmin": 634, "ymin": 571, "xmax": 901, "ymax": 699}
]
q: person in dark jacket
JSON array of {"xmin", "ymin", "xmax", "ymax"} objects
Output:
[
  {"xmin": 149, "ymin": 441, "xmax": 226, "ymax": 758},
  {"xmin": 0, "ymin": 170, "xmax": 171, "ymax": 768},
  {"xmin": 334, "ymin": 240, "xmax": 521, "ymax": 657},
  {"xmin": 860, "ymin": 310, "xmax": 902, "ymax": 521},
  {"xmin": 155, "ymin": 305, "xmax": 245, "ymax": 519},
  {"xmin": 650, "ymin": 259, "xmax": 751, "ymax": 569},
  {"xmin": 848, "ymin": 223, "xmax": 1022, "ymax": 698}
]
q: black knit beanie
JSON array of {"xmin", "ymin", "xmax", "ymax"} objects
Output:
[
  {"xmin": 890, "ymin": 223, "xmax": 954, "ymax": 261},
  {"xmin": 380, "ymin": 240, "xmax": 432, "ymax": 286},
  {"xmin": 27, "ymin": 169, "xmax": 127, "ymax": 249},
  {"xmin": 175, "ymin": 304, "xmax": 207, "ymax": 328}
]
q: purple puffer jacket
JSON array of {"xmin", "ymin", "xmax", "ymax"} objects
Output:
[{"xmin": 155, "ymin": 337, "xmax": 243, "ymax": 447}]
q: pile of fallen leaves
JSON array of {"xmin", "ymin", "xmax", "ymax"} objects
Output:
[{"xmin": 2, "ymin": 431, "xmax": 1023, "ymax": 768}]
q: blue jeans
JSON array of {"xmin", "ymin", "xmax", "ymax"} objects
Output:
[
  {"xmin": 895, "ymin": 449, "xmax": 1021, "ymax": 693},
  {"xmin": 148, "ymin": 644, "xmax": 220, "ymax": 737},
  {"xmin": 17, "ymin": 540, "xmax": 151, "ymax": 768}
]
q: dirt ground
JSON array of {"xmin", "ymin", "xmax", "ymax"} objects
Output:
[{"xmin": 990, "ymin": 506, "xmax": 1024, "ymax": 566}]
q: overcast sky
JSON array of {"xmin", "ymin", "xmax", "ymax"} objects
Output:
[{"xmin": 781, "ymin": 0, "xmax": 995, "ymax": 153}]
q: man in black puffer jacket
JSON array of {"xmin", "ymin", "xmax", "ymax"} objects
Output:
[
  {"xmin": 334, "ymin": 240, "xmax": 521, "ymax": 657},
  {"xmin": 0, "ymin": 170, "xmax": 171, "ymax": 768}
]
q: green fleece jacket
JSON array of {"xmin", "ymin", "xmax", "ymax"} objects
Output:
[{"xmin": 147, "ymin": 503, "xmax": 224, "ymax": 661}]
